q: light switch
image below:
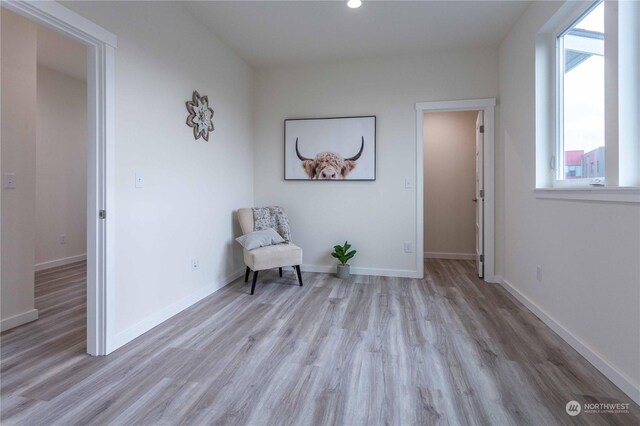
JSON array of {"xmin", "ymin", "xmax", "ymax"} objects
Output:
[
  {"xmin": 3, "ymin": 173, "xmax": 16, "ymax": 189},
  {"xmin": 135, "ymin": 172, "xmax": 144, "ymax": 188}
]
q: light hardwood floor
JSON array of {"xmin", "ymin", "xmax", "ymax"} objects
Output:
[{"xmin": 1, "ymin": 259, "xmax": 638, "ymax": 425}]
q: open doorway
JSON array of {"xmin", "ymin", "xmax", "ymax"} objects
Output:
[
  {"xmin": 35, "ymin": 27, "xmax": 88, "ymax": 278},
  {"xmin": 1, "ymin": 9, "xmax": 88, "ymax": 348},
  {"xmin": 415, "ymin": 98, "xmax": 496, "ymax": 282},
  {"xmin": 1, "ymin": 2, "xmax": 116, "ymax": 355},
  {"xmin": 423, "ymin": 111, "xmax": 481, "ymax": 275},
  {"xmin": 35, "ymin": 23, "xmax": 89, "ymax": 348}
]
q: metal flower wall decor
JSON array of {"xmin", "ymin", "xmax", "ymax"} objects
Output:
[{"xmin": 186, "ymin": 91, "xmax": 214, "ymax": 141}]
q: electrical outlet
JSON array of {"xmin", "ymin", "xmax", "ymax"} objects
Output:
[
  {"xmin": 536, "ymin": 265, "xmax": 542, "ymax": 282},
  {"xmin": 3, "ymin": 173, "xmax": 16, "ymax": 189},
  {"xmin": 59, "ymin": 234, "xmax": 67, "ymax": 245},
  {"xmin": 191, "ymin": 259, "xmax": 200, "ymax": 271},
  {"xmin": 403, "ymin": 241, "xmax": 413, "ymax": 253}
]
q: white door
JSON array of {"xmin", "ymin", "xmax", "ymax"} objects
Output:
[{"xmin": 475, "ymin": 111, "xmax": 484, "ymax": 278}]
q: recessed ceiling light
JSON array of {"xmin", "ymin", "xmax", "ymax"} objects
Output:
[{"xmin": 347, "ymin": 0, "xmax": 362, "ymax": 9}]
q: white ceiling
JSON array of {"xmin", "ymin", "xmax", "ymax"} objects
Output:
[
  {"xmin": 183, "ymin": 0, "xmax": 531, "ymax": 68},
  {"xmin": 37, "ymin": 25, "xmax": 87, "ymax": 81}
]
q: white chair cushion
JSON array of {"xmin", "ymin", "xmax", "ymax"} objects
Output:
[{"xmin": 243, "ymin": 243, "xmax": 303, "ymax": 271}]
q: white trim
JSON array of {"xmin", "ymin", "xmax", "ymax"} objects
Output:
[
  {"xmin": 2, "ymin": 0, "xmax": 117, "ymax": 47},
  {"xmin": 604, "ymin": 0, "xmax": 619, "ymax": 186},
  {"xmin": 534, "ymin": 187, "xmax": 640, "ymax": 203},
  {"xmin": 500, "ymin": 278, "xmax": 640, "ymax": 405},
  {"xmin": 4, "ymin": 1, "xmax": 117, "ymax": 356},
  {"xmin": 0, "ymin": 309, "xmax": 39, "ymax": 332},
  {"xmin": 424, "ymin": 252, "xmax": 476, "ymax": 260},
  {"xmin": 618, "ymin": 0, "xmax": 640, "ymax": 187},
  {"xmin": 109, "ymin": 268, "xmax": 245, "ymax": 352},
  {"xmin": 102, "ymin": 43, "xmax": 117, "ymax": 356},
  {"xmin": 415, "ymin": 98, "xmax": 496, "ymax": 111},
  {"xmin": 415, "ymin": 98, "xmax": 497, "ymax": 282},
  {"xmin": 550, "ymin": 178, "xmax": 606, "ymax": 188},
  {"xmin": 301, "ymin": 264, "xmax": 419, "ymax": 279},
  {"xmin": 35, "ymin": 254, "xmax": 87, "ymax": 272}
]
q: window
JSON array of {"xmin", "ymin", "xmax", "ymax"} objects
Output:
[
  {"xmin": 535, "ymin": 0, "xmax": 640, "ymax": 201},
  {"xmin": 556, "ymin": 1, "xmax": 604, "ymax": 184}
]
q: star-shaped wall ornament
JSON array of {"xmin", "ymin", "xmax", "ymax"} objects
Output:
[{"xmin": 186, "ymin": 91, "xmax": 214, "ymax": 141}]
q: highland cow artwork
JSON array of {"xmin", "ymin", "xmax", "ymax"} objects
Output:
[{"xmin": 284, "ymin": 116, "xmax": 376, "ymax": 181}]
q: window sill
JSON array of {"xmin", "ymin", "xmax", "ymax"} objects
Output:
[{"xmin": 534, "ymin": 187, "xmax": 640, "ymax": 203}]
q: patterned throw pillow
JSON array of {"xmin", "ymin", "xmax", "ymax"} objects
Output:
[{"xmin": 252, "ymin": 206, "xmax": 291, "ymax": 242}]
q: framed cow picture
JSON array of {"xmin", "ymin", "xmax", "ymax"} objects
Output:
[{"xmin": 284, "ymin": 116, "xmax": 376, "ymax": 181}]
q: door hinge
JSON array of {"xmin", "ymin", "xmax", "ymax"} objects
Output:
[
  {"xmin": 479, "ymin": 125, "xmax": 485, "ymax": 133},
  {"xmin": 99, "ymin": 210, "xmax": 107, "ymax": 219},
  {"xmin": 480, "ymin": 254, "xmax": 485, "ymax": 262},
  {"xmin": 550, "ymin": 156, "xmax": 556, "ymax": 171},
  {"xmin": 479, "ymin": 189, "xmax": 484, "ymax": 198}
]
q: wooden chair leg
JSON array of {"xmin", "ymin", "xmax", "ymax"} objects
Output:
[
  {"xmin": 244, "ymin": 266, "xmax": 250, "ymax": 283},
  {"xmin": 295, "ymin": 265, "xmax": 303, "ymax": 287},
  {"xmin": 251, "ymin": 270, "xmax": 259, "ymax": 295},
  {"xmin": 279, "ymin": 267, "xmax": 283, "ymax": 277}
]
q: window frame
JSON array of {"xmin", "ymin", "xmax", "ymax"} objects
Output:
[
  {"xmin": 553, "ymin": 0, "xmax": 605, "ymax": 188},
  {"xmin": 535, "ymin": 0, "xmax": 640, "ymax": 202}
]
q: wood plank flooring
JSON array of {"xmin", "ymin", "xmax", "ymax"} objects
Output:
[{"xmin": 1, "ymin": 259, "xmax": 638, "ymax": 425}]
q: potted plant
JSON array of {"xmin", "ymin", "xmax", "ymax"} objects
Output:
[{"xmin": 331, "ymin": 241, "xmax": 357, "ymax": 279}]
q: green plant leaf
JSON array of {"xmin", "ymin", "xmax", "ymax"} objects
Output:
[{"xmin": 331, "ymin": 241, "xmax": 356, "ymax": 265}]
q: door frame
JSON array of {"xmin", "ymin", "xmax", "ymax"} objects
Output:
[
  {"xmin": 3, "ymin": 0, "xmax": 117, "ymax": 355},
  {"xmin": 415, "ymin": 98, "xmax": 497, "ymax": 282}
]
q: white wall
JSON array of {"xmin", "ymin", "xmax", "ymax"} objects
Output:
[
  {"xmin": 59, "ymin": 1, "xmax": 255, "ymax": 347},
  {"xmin": 1, "ymin": 9, "xmax": 39, "ymax": 331},
  {"xmin": 253, "ymin": 50, "xmax": 498, "ymax": 276},
  {"xmin": 423, "ymin": 111, "xmax": 476, "ymax": 258},
  {"xmin": 36, "ymin": 66, "xmax": 87, "ymax": 269},
  {"xmin": 498, "ymin": 1, "xmax": 640, "ymax": 401}
]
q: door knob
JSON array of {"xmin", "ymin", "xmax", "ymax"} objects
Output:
[{"xmin": 472, "ymin": 198, "xmax": 478, "ymax": 202}]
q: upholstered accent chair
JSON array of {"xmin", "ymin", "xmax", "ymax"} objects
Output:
[{"xmin": 236, "ymin": 207, "xmax": 303, "ymax": 295}]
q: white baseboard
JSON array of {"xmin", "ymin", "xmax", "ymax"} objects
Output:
[
  {"xmin": 35, "ymin": 254, "xmax": 87, "ymax": 271},
  {"xmin": 485, "ymin": 274, "xmax": 501, "ymax": 284},
  {"xmin": 1, "ymin": 309, "xmax": 39, "ymax": 332},
  {"xmin": 109, "ymin": 268, "xmax": 245, "ymax": 353},
  {"xmin": 500, "ymin": 277, "xmax": 640, "ymax": 405},
  {"xmin": 424, "ymin": 252, "xmax": 476, "ymax": 260},
  {"xmin": 301, "ymin": 264, "xmax": 419, "ymax": 279}
]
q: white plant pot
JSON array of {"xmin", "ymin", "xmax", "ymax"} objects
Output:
[{"xmin": 337, "ymin": 264, "xmax": 350, "ymax": 279}]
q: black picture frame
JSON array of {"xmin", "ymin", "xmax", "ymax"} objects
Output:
[{"xmin": 284, "ymin": 115, "xmax": 377, "ymax": 181}]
